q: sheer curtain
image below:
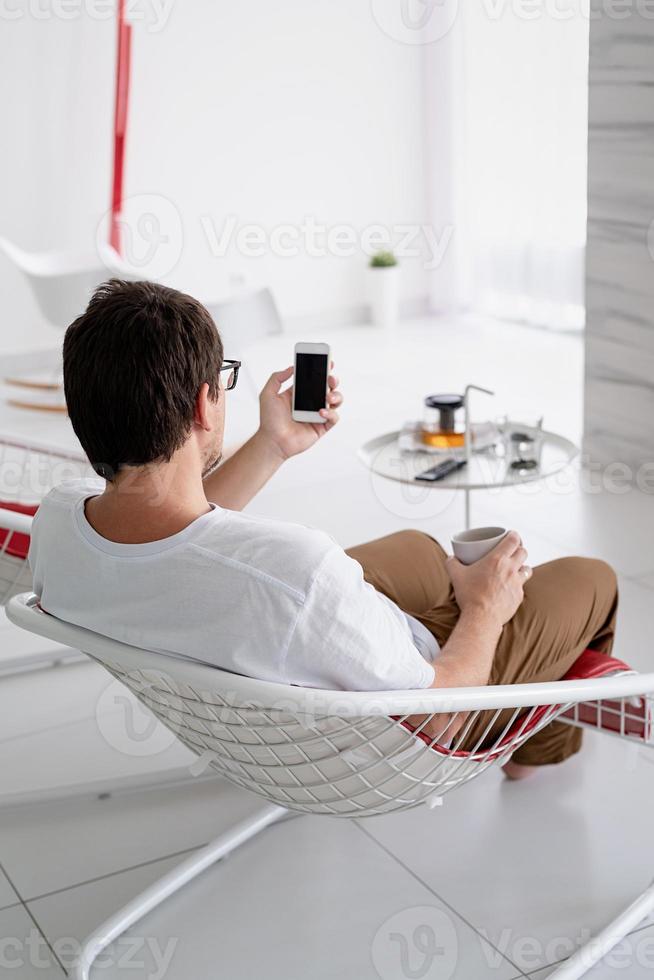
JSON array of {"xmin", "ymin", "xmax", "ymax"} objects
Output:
[{"xmin": 427, "ymin": 4, "xmax": 589, "ymax": 330}]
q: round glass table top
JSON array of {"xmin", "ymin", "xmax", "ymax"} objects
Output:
[{"xmin": 358, "ymin": 427, "xmax": 578, "ymax": 491}]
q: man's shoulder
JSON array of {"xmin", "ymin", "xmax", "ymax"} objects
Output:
[
  {"xmin": 34, "ymin": 480, "xmax": 104, "ymax": 525},
  {"xmin": 29, "ymin": 479, "xmax": 103, "ymax": 569},
  {"xmin": 39, "ymin": 479, "xmax": 104, "ymax": 510},
  {"xmin": 193, "ymin": 510, "xmax": 340, "ymax": 596}
]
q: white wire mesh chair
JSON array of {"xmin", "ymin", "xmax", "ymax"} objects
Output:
[
  {"xmin": 0, "ymin": 443, "xmax": 225, "ymax": 808},
  {"xmin": 0, "ymin": 504, "xmax": 34, "ymax": 606},
  {"xmin": 0, "ymin": 439, "xmax": 93, "ymax": 611},
  {"xmin": 0, "ymin": 484, "xmax": 223, "ymax": 806},
  {"xmin": 7, "ymin": 591, "xmax": 654, "ymax": 980}
]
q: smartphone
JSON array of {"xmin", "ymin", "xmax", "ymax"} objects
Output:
[{"xmin": 292, "ymin": 342, "xmax": 330, "ymax": 423}]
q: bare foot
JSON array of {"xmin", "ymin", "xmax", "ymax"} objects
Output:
[{"xmin": 502, "ymin": 761, "xmax": 538, "ymax": 781}]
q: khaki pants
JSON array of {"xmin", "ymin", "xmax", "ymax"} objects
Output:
[{"xmin": 345, "ymin": 530, "xmax": 618, "ymax": 766}]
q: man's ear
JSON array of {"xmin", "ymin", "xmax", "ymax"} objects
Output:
[{"xmin": 194, "ymin": 383, "xmax": 214, "ymax": 431}]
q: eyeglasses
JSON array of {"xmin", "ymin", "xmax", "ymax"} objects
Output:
[{"xmin": 219, "ymin": 359, "xmax": 241, "ymax": 391}]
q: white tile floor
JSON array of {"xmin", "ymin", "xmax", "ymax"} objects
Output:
[{"xmin": 1, "ymin": 315, "xmax": 654, "ymax": 979}]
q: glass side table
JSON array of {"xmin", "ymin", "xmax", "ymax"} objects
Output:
[{"xmin": 358, "ymin": 426, "xmax": 578, "ymax": 530}]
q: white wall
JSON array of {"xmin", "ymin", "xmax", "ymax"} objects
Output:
[
  {"xmin": 0, "ymin": 0, "xmax": 430, "ymax": 350},
  {"xmin": 0, "ymin": 12, "xmax": 114, "ymax": 350}
]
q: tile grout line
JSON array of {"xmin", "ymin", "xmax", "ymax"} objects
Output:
[
  {"xmin": 16, "ymin": 808, "xmax": 302, "ymax": 906},
  {"xmin": 353, "ymin": 820, "xmax": 531, "ymax": 979},
  {"xmin": 0, "ymin": 859, "xmax": 67, "ymax": 976},
  {"xmin": 520, "ymin": 915, "xmax": 654, "ymax": 976},
  {"xmin": 20, "ymin": 841, "xmax": 206, "ymax": 905},
  {"xmin": 0, "ymin": 693, "xmax": 164, "ymax": 749},
  {"xmin": 0, "ymin": 899, "xmax": 23, "ymax": 913},
  {"xmin": 358, "ymin": 820, "xmax": 654, "ymax": 980},
  {"xmin": 0, "ymin": 710, "xmax": 112, "ymax": 748},
  {"xmin": 621, "ymin": 570, "xmax": 654, "ymax": 590}
]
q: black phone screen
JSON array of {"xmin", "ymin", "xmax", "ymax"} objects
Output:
[{"xmin": 294, "ymin": 353, "xmax": 328, "ymax": 412}]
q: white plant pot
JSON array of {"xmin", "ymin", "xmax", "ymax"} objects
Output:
[{"xmin": 368, "ymin": 265, "xmax": 400, "ymax": 329}]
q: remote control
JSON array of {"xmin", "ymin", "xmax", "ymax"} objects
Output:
[{"xmin": 415, "ymin": 458, "xmax": 467, "ymax": 482}]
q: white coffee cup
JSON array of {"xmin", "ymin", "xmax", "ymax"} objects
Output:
[{"xmin": 451, "ymin": 526, "xmax": 508, "ymax": 565}]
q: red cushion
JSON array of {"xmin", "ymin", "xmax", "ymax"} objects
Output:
[
  {"xmin": 562, "ymin": 648, "xmax": 631, "ymax": 682},
  {"xmin": 560, "ymin": 648, "xmax": 648, "ymax": 740},
  {"xmin": 400, "ymin": 648, "xmax": 641, "ymax": 759},
  {"xmin": 0, "ymin": 501, "xmax": 38, "ymax": 560}
]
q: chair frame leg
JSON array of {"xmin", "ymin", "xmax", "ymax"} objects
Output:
[
  {"xmin": 70, "ymin": 807, "xmax": 654, "ymax": 980},
  {"xmin": 70, "ymin": 802, "xmax": 287, "ymax": 980},
  {"xmin": 548, "ymin": 881, "xmax": 654, "ymax": 978}
]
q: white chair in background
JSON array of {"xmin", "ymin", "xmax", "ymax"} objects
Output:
[
  {"xmin": 0, "ymin": 237, "xmax": 283, "ymax": 343},
  {"xmin": 7, "ymin": 590, "xmax": 654, "ymax": 980},
  {"xmin": 0, "ymin": 237, "xmax": 137, "ymax": 331},
  {"xmin": 205, "ymin": 287, "xmax": 283, "ymax": 355},
  {"xmin": 205, "ymin": 287, "xmax": 284, "ymax": 449}
]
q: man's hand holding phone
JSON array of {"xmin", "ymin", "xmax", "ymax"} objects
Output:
[
  {"xmin": 257, "ymin": 346, "xmax": 342, "ymax": 462},
  {"xmin": 205, "ymin": 344, "xmax": 340, "ymax": 511}
]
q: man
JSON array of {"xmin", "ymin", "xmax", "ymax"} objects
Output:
[{"xmin": 29, "ymin": 279, "xmax": 618, "ymax": 779}]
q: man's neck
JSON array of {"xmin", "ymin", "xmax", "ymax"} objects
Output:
[{"xmin": 85, "ymin": 454, "xmax": 211, "ymax": 545}]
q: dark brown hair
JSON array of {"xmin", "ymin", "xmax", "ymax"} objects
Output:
[{"xmin": 63, "ymin": 279, "xmax": 223, "ymax": 480}]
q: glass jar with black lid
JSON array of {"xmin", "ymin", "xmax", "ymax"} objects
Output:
[{"xmin": 421, "ymin": 394, "xmax": 465, "ymax": 449}]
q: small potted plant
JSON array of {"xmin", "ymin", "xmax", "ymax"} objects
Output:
[{"xmin": 368, "ymin": 249, "xmax": 399, "ymax": 328}]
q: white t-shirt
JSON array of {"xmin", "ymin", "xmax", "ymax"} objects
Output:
[{"xmin": 28, "ymin": 480, "xmax": 438, "ymax": 691}]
